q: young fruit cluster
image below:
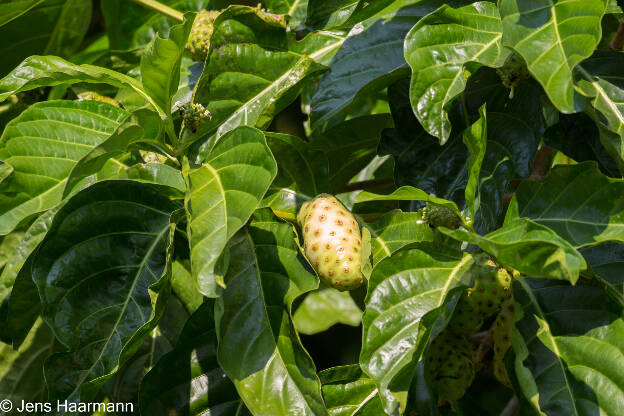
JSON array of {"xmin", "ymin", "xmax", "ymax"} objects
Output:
[
  {"xmin": 186, "ymin": 9, "xmax": 220, "ymax": 61},
  {"xmin": 175, "ymin": 101, "xmax": 211, "ymax": 133},
  {"xmin": 425, "ymin": 330, "xmax": 476, "ymax": 403},
  {"xmin": 422, "ymin": 203, "xmax": 462, "ymax": 229},
  {"xmin": 496, "ymin": 54, "xmax": 530, "ymax": 90},
  {"xmin": 297, "ymin": 194, "xmax": 364, "ymax": 291}
]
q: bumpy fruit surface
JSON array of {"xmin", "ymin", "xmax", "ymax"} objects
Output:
[
  {"xmin": 176, "ymin": 102, "xmax": 211, "ymax": 133},
  {"xmin": 496, "ymin": 54, "xmax": 530, "ymax": 89},
  {"xmin": 448, "ymin": 254, "xmax": 512, "ymax": 335},
  {"xmin": 297, "ymin": 194, "xmax": 364, "ymax": 291},
  {"xmin": 425, "ymin": 330, "xmax": 476, "ymax": 402},
  {"xmin": 492, "ymin": 297, "xmax": 515, "ymax": 386},
  {"xmin": 422, "ymin": 203, "xmax": 462, "ymax": 229},
  {"xmin": 186, "ymin": 10, "xmax": 220, "ymax": 61}
]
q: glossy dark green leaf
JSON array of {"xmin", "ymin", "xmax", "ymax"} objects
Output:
[
  {"xmin": 309, "ymin": 2, "xmax": 435, "ymax": 127},
  {"xmin": 0, "ymin": 319, "xmax": 58, "ymax": 414},
  {"xmin": 0, "ymin": 56, "xmax": 162, "ymax": 114},
  {"xmin": 0, "ymin": 0, "xmax": 91, "ymax": 76},
  {"xmin": 0, "ymin": 100, "xmax": 128, "ymax": 235},
  {"xmin": 0, "ymin": 0, "xmax": 43, "ymax": 27},
  {"xmin": 511, "ymin": 277, "xmax": 624, "ymax": 416},
  {"xmin": 32, "ymin": 181, "xmax": 180, "ymax": 408},
  {"xmin": 500, "ymin": 0, "xmax": 608, "ymax": 113},
  {"xmin": 140, "ymin": 300, "xmax": 249, "ymax": 416},
  {"xmin": 360, "ymin": 246, "xmax": 473, "ymax": 414},
  {"xmin": 405, "ymin": 1, "xmax": 507, "ymax": 143},
  {"xmin": 183, "ymin": 126, "xmax": 277, "ymax": 297},
  {"xmin": 508, "ymin": 162, "xmax": 624, "ymax": 248},
  {"xmin": 215, "ymin": 209, "xmax": 326, "ymax": 415},
  {"xmin": 440, "ymin": 218, "xmax": 587, "ymax": 282},
  {"xmin": 365, "ymin": 210, "xmax": 434, "ymax": 266},
  {"xmin": 311, "ymin": 114, "xmax": 392, "ymax": 193},
  {"xmin": 319, "ymin": 365, "xmax": 383, "ymax": 415},
  {"xmin": 575, "ymin": 51, "xmax": 624, "ymax": 172},
  {"xmin": 190, "ymin": 6, "xmax": 325, "ymax": 148},
  {"xmin": 141, "ymin": 17, "xmax": 193, "ymax": 124},
  {"xmin": 262, "ymin": 132, "xmax": 329, "ymax": 216},
  {"xmin": 582, "ymin": 242, "xmax": 624, "ymax": 307},
  {"xmin": 293, "ymin": 286, "xmax": 362, "ymax": 335}
]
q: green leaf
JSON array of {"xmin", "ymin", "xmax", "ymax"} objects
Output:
[
  {"xmin": 575, "ymin": 51, "xmax": 624, "ymax": 172},
  {"xmin": 404, "ymin": 1, "xmax": 507, "ymax": 143},
  {"xmin": 360, "ymin": 247, "xmax": 473, "ymax": 414},
  {"xmin": 0, "ymin": 55, "xmax": 163, "ymax": 115},
  {"xmin": 365, "ymin": 210, "xmax": 434, "ymax": 266},
  {"xmin": 171, "ymin": 260, "xmax": 204, "ymax": 314},
  {"xmin": 311, "ymin": 114, "xmax": 392, "ymax": 193},
  {"xmin": 309, "ymin": 3, "xmax": 435, "ymax": 127},
  {"xmin": 0, "ymin": 319, "xmax": 58, "ymax": 414},
  {"xmin": 140, "ymin": 16, "xmax": 193, "ymax": 123},
  {"xmin": 499, "ymin": 0, "xmax": 608, "ymax": 113},
  {"xmin": 264, "ymin": 0, "xmax": 308, "ymax": 28},
  {"xmin": 463, "ymin": 105, "xmax": 487, "ymax": 223},
  {"xmin": 293, "ymin": 286, "xmax": 362, "ymax": 335},
  {"xmin": 0, "ymin": 231, "xmax": 23, "ymax": 271},
  {"xmin": 183, "ymin": 126, "xmax": 277, "ymax": 297},
  {"xmin": 0, "ymin": 100, "xmax": 129, "ymax": 235},
  {"xmin": 320, "ymin": 365, "xmax": 383, "ymax": 415},
  {"xmin": 440, "ymin": 218, "xmax": 587, "ymax": 282},
  {"xmin": 140, "ymin": 300, "xmax": 250, "ymax": 415},
  {"xmin": 0, "ymin": 0, "xmax": 91, "ymax": 76},
  {"xmin": 582, "ymin": 242, "xmax": 624, "ymax": 307},
  {"xmin": 512, "ymin": 277, "xmax": 624, "ymax": 416},
  {"xmin": 190, "ymin": 6, "xmax": 325, "ymax": 147},
  {"xmin": 32, "ymin": 181, "xmax": 180, "ymax": 407},
  {"xmin": 215, "ymin": 209, "xmax": 326, "ymax": 415},
  {"xmin": 63, "ymin": 108, "xmax": 164, "ymax": 197},
  {"xmin": 262, "ymin": 132, "xmax": 329, "ymax": 216},
  {"xmin": 509, "ymin": 162, "xmax": 624, "ymax": 248}
]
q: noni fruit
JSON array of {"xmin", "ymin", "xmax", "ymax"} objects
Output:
[
  {"xmin": 297, "ymin": 195, "xmax": 364, "ymax": 291},
  {"xmin": 426, "ymin": 330, "xmax": 476, "ymax": 403},
  {"xmin": 449, "ymin": 254, "xmax": 512, "ymax": 335},
  {"xmin": 175, "ymin": 101, "xmax": 211, "ymax": 133},
  {"xmin": 422, "ymin": 203, "xmax": 462, "ymax": 229},
  {"xmin": 496, "ymin": 54, "xmax": 530, "ymax": 90},
  {"xmin": 186, "ymin": 10, "xmax": 220, "ymax": 61}
]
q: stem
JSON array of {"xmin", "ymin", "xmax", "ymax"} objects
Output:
[
  {"xmin": 528, "ymin": 145, "xmax": 554, "ymax": 183},
  {"xmin": 610, "ymin": 19, "xmax": 624, "ymax": 51},
  {"xmin": 500, "ymin": 396, "xmax": 519, "ymax": 416},
  {"xmin": 128, "ymin": 0, "xmax": 184, "ymax": 22},
  {"xmin": 473, "ymin": 328, "xmax": 494, "ymax": 365},
  {"xmin": 342, "ymin": 178, "xmax": 394, "ymax": 193}
]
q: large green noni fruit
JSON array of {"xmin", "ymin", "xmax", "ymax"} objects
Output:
[
  {"xmin": 492, "ymin": 297, "xmax": 516, "ymax": 387},
  {"xmin": 425, "ymin": 330, "xmax": 476, "ymax": 403},
  {"xmin": 186, "ymin": 10, "xmax": 220, "ymax": 61},
  {"xmin": 297, "ymin": 194, "xmax": 364, "ymax": 291}
]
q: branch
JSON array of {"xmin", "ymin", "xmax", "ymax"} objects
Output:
[
  {"xmin": 528, "ymin": 145, "xmax": 554, "ymax": 183},
  {"xmin": 472, "ymin": 328, "xmax": 494, "ymax": 365},
  {"xmin": 129, "ymin": 0, "xmax": 184, "ymax": 21},
  {"xmin": 610, "ymin": 19, "xmax": 624, "ymax": 52},
  {"xmin": 342, "ymin": 178, "xmax": 394, "ymax": 193}
]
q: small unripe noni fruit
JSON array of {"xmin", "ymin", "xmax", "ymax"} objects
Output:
[
  {"xmin": 297, "ymin": 194, "xmax": 364, "ymax": 291},
  {"xmin": 425, "ymin": 330, "xmax": 476, "ymax": 403},
  {"xmin": 449, "ymin": 253, "xmax": 512, "ymax": 335},
  {"xmin": 422, "ymin": 203, "xmax": 462, "ymax": 229},
  {"xmin": 492, "ymin": 297, "xmax": 515, "ymax": 387},
  {"xmin": 186, "ymin": 10, "xmax": 220, "ymax": 61},
  {"xmin": 496, "ymin": 54, "xmax": 530, "ymax": 89}
]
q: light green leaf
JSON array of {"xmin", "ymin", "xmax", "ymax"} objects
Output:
[
  {"xmin": 215, "ymin": 209, "xmax": 326, "ymax": 415},
  {"xmin": 294, "ymin": 286, "xmax": 362, "ymax": 335},
  {"xmin": 0, "ymin": 100, "xmax": 128, "ymax": 235},
  {"xmin": 463, "ymin": 104, "xmax": 487, "ymax": 223},
  {"xmin": 440, "ymin": 218, "xmax": 587, "ymax": 283},
  {"xmin": 320, "ymin": 365, "xmax": 383, "ymax": 416},
  {"xmin": 183, "ymin": 126, "xmax": 277, "ymax": 297},
  {"xmin": 404, "ymin": 1, "xmax": 507, "ymax": 143},
  {"xmin": 499, "ymin": 0, "xmax": 608, "ymax": 112}
]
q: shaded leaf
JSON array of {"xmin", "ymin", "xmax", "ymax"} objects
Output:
[
  {"xmin": 293, "ymin": 286, "xmax": 362, "ymax": 335},
  {"xmin": 183, "ymin": 126, "xmax": 277, "ymax": 297},
  {"xmin": 32, "ymin": 181, "xmax": 180, "ymax": 407},
  {"xmin": 320, "ymin": 365, "xmax": 383, "ymax": 415},
  {"xmin": 463, "ymin": 105, "xmax": 487, "ymax": 222}
]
